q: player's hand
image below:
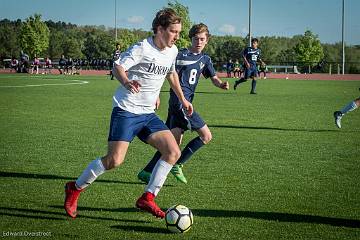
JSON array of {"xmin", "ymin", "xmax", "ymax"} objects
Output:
[
  {"xmin": 155, "ymin": 97, "xmax": 161, "ymax": 110},
  {"xmin": 220, "ymin": 81, "xmax": 229, "ymax": 90},
  {"xmin": 182, "ymin": 100, "xmax": 193, "ymax": 116},
  {"xmin": 124, "ymin": 80, "xmax": 141, "ymax": 93},
  {"xmin": 246, "ymin": 63, "xmax": 250, "ymax": 69}
]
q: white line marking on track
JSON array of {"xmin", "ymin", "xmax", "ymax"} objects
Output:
[{"xmin": 0, "ymin": 79, "xmax": 89, "ymax": 88}]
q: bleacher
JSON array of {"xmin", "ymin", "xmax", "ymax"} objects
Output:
[{"xmin": 266, "ymin": 65, "xmax": 300, "ymax": 74}]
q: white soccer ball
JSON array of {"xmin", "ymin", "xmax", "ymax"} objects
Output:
[{"xmin": 165, "ymin": 205, "xmax": 193, "ymax": 233}]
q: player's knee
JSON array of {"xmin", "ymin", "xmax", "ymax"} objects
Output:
[
  {"xmin": 102, "ymin": 154, "xmax": 124, "ymax": 170},
  {"xmin": 172, "ymin": 147, "xmax": 182, "ymax": 161},
  {"xmin": 163, "ymin": 147, "xmax": 181, "ymax": 163}
]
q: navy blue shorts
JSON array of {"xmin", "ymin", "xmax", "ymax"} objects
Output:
[
  {"xmin": 108, "ymin": 107, "xmax": 169, "ymax": 143},
  {"xmin": 166, "ymin": 105, "xmax": 206, "ymax": 132},
  {"xmin": 244, "ymin": 66, "xmax": 258, "ymax": 79}
]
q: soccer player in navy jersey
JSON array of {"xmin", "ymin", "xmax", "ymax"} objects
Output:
[
  {"xmin": 234, "ymin": 38, "xmax": 265, "ymax": 94},
  {"xmin": 137, "ymin": 23, "xmax": 229, "ymax": 184}
]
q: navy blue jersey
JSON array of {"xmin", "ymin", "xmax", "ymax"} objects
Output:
[
  {"xmin": 243, "ymin": 47, "xmax": 261, "ymax": 67},
  {"xmin": 169, "ymin": 48, "xmax": 216, "ymax": 107},
  {"xmin": 226, "ymin": 61, "xmax": 234, "ymax": 72}
]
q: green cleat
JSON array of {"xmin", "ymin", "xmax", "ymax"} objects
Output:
[
  {"xmin": 137, "ymin": 170, "xmax": 151, "ymax": 184},
  {"xmin": 170, "ymin": 164, "xmax": 187, "ymax": 184}
]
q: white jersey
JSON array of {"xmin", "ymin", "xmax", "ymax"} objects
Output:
[{"xmin": 113, "ymin": 37, "xmax": 178, "ymax": 114}]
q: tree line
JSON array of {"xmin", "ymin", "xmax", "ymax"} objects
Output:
[{"xmin": 0, "ymin": 11, "xmax": 359, "ymax": 73}]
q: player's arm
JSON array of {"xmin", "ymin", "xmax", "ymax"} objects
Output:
[
  {"xmin": 258, "ymin": 54, "xmax": 266, "ymax": 67},
  {"xmin": 113, "ymin": 64, "xmax": 141, "ymax": 93},
  {"xmin": 167, "ymin": 71, "xmax": 193, "ymax": 116},
  {"xmin": 112, "ymin": 43, "xmax": 143, "ymax": 93},
  {"xmin": 155, "ymin": 96, "xmax": 161, "ymax": 110},
  {"xmin": 259, "ymin": 59, "xmax": 266, "ymax": 67},
  {"xmin": 205, "ymin": 57, "xmax": 229, "ymax": 90},
  {"xmin": 242, "ymin": 51, "xmax": 250, "ymax": 69},
  {"xmin": 210, "ymin": 75, "xmax": 229, "ymax": 90}
]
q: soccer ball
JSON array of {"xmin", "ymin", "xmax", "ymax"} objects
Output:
[{"xmin": 165, "ymin": 205, "xmax": 193, "ymax": 233}]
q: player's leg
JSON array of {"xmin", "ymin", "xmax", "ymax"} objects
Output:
[
  {"xmin": 64, "ymin": 107, "xmax": 139, "ymax": 218},
  {"xmin": 170, "ymin": 112, "xmax": 208, "ymax": 183},
  {"xmin": 341, "ymin": 97, "xmax": 360, "ymax": 114},
  {"xmin": 177, "ymin": 125, "xmax": 211, "ymax": 166},
  {"xmin": 136, "ymin": 128, "xmax": 181, "ymax": 218},
  {"xmin": 234, "ymin": 68, "xmax": 249, "ymax": 90},
  {"xmin": 75, "ymin": 141, "xmax": 128, "ymax": 188},
  {"xmin": 138, "ymin": 127, "xmax": 183, "ymax": 183},
  {"xmin": 64, "ymin": 141, "xmax": 129, "ymax": 218},
  {"xmin": 168, "ymin": 125, "xmax": 210, "ymax": 184},
  {"xmin": 138, "ymin": 111, "xmax": 183, "ymax": 183},
  {"xmin": 334, "ymin": 97, "xmax": 360, "ymax": 128},
  {"xmin": 250, "ymin": 69, "xmax": 258, "ymax": 94},
  {"xmin": 250, "ymin": 76, "xmax": 257, "ymax": 94}
]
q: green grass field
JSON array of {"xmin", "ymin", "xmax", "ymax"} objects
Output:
[{"xmin": 0, "ymin": 74, "xmax": 359, "ymax": 239}]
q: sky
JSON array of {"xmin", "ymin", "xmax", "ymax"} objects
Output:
[{"xmin": 0, "ymin": 0, "xmax": 359, "ymax": 45}]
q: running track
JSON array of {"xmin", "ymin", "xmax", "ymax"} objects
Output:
[{"xmin": 1, "ymin": 69, "xmax": 359, "ymax": 81}]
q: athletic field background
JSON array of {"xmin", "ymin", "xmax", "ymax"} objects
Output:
[{"xmin": 0, "ymin": 74, "xmax": 359, "ymax": 239}]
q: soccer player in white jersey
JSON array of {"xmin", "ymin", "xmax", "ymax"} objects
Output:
[{"xmin": 64, "ymin": 8, "xmax": 193, "ymax": 219}]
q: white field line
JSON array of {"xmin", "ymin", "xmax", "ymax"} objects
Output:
[{"xmin": 0, "ymin": 79, "xmax": 89, "ymax": 88}]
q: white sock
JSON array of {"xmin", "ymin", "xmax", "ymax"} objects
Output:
[
  {"xmin": 341, "ymin": 101, "xmax": 358, "ymax": 115},
  {"xmin": 75, "ymin": 158, "xmax": 106, "ymax": 190},
  {"xmin": 145, "ymin": 159, "xmax": 173, "ymax": 196}
]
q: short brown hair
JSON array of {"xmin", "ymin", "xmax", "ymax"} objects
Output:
[
  {"xmin": 152, "ymin": 8, "xmax": 182, "ymax": 34},
  {"xmin": 189, "ymin": 23, "xmax": 210, "ymax": 39}
]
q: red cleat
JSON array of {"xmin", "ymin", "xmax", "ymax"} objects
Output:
[
  {"xmin": 64, "ymin": 181, "xmax": 83, "ymax": 218},
  {"xmin": 136, "ymin": 192, "xmax": 165, "ymax": 219}
]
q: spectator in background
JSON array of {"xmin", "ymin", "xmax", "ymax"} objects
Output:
[
  {"xmin": 31, "ymin": 55, "xmax": 40, "ymax": 74},
  {"xmin": 233, "ymin": 60, "xmax": 241, "ymax": 78},
  {"xmin": 110, "ymin": 43, "xmax": 121, "ymax": 80},
  {"xmin": 258, "ymin": 63, "xmax": 267, "ymax": 79},
  {"xmin": 66, "ymin": 57, "xmax": 74, "ymax": 75},
  {"xmin": 58, "ymin": 55, "xmax": 67, "ymax": 74},
  {"xmin": 20, "ymin": 50, "xmax": 29, "ymax": 73},
  {"xmin": 10, "ymin": 57, "xmax": 19, "ymax": 73},
  {"xmin": 226, "ymin": 59, "xmax": 233, "ymax": 78},
  {"xmin": 73, "ymin": 59, "xmax": 81, "ymax": 75},
  {"xmin": 44, "ymin": 57, "xmax": 52, "ymax": 74}
]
